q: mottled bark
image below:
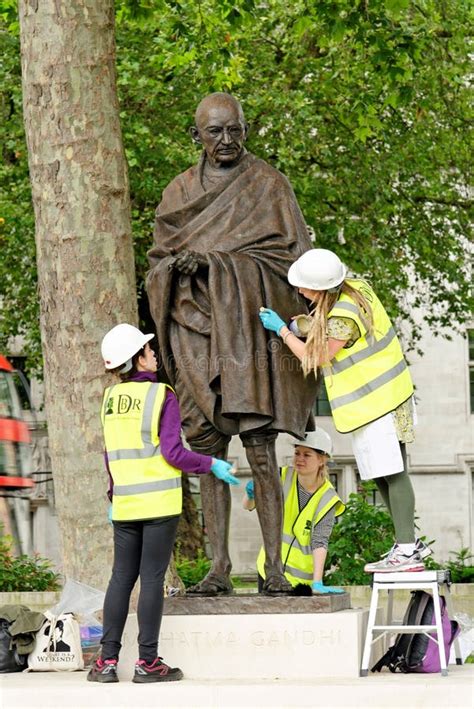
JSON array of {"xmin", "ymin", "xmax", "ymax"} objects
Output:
[{"xmin": 19, "ymin": 1, "xmax": 136, "ymax": 588}]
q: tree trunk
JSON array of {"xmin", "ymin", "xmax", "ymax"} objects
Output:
[
  {"xmin": 177, "ymin": 474, "xmax": 205, "ymax": 560},
  {"xmin": 18, "ymin": 0, "xmax": 136, "ymax": 589}
]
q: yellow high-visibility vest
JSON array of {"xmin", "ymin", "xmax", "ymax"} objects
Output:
[
  {"xmin": 256, "ymin": 466, "xmax": 345, "ymax": 587},
  {"xmin": 323, "ymin": 279, "xmax": 414, "ymax": 433},
  {"xmin": 101, "ymin": 381, "xmax": 182, "ymax": 521}
]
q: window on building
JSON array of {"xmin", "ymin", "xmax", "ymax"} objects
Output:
[
  {"xmin": 469, "ymin": 329, "xmax": 474, "ymax": 414},
  {"xmin": 328, "ymin": 466, "xmax": 341, "ymax": 494},
  {"xmin": 314, "ymin": 380, "xmax": 332, "ymax": 416}
]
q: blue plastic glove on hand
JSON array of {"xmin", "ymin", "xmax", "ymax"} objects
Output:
[
  {"xmin": 259, "ymin": 308, "xmax": 286, "ymax": 335},
  {"xmin": 245, "ymin": 480, "xmax": 255, "ymax": 500},
  {"xmin": 211, "ymin": 459, "xmax": 240, "ymax": 486},
  {"xmin": 312, "ymin": 581, "xmax": 344, "ymax": 595},
  {"xmin": 107, "ymin": 504, "xmax": 113, "ymax": 525}
]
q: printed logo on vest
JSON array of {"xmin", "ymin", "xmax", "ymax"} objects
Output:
[
  {"xmin": 117, "ymin": 394, "xmax": 141, "ymax": 414},
  {"xmin": 304, "ymin": 519, "xmax": 312, "ymax": 535},
  {"xmin": 105, "ymin": 397, "xmax": 114, "ymax": 415}
]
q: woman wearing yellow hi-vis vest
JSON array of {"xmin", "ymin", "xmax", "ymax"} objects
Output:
[
  {"xmin": 259, "ymin": 249, "xmax": 432, "ymax": 574},
  {"xmin": 88, "ymin": 324, "xmax": 239, "ymax": 686},
  {"xmin": 244, "ymin": 429, "xmax": 345, "ymax": 594}
]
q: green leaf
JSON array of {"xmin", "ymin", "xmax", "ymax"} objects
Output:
[{"xmin": 385, "ymin": 0, "xmax": 410, "ymax": 15}]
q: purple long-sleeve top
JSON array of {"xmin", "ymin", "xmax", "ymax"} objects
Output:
[{"xmin": 104, "ymin": 371, "xmax": 212, "ymax": 499}]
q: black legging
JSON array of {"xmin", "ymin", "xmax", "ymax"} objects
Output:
[{"xmin": 100, "ymin": 515, "xmax": 179, "ymax": 663}]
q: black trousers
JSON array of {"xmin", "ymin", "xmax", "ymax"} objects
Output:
[{"xmin": 100, "ymin": 515, "xmax": 179, "ymax": 662}]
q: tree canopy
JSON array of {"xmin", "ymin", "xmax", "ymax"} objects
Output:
[{"xmin": 1, "ymin": 0, "xmax": 472, "ymax": 372}]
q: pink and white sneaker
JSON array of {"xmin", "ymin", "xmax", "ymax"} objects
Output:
[{"xmin": 364, "ymin": 546, "xmax": 425, "ymax": 573}]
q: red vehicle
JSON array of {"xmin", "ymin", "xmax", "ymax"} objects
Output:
[{"xmin": 0, "ymin": 355, "xmax": 34, "ymax": 492}]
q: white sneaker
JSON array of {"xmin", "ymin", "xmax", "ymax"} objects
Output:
[
  {"xmin": 364, "ymin": 546, "xmax": 425, "ymax": 573},
  {"xmin": 380, "ymin": 539, "xmax": 433, "ymax": 561}
]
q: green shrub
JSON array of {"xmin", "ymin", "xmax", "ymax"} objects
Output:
[
  {"xmin": 325, "ymin": 482, "xmax": 395, "ymax": 585},
  {"xmin": 0, "ymin": 531, "xmax": 61, "ymax": 592},
  {"xmin": 447, "ymin": 548, "xmax": 474, "ymax": 583},
  {"xmin": 175, "ymin": 550, "xmax": 211, "ymax": 588},
  {"xmin": 426, "ymin": 547, "xmax": 474, "ymax": 583}
]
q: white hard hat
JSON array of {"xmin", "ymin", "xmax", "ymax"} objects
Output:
[
  {"xmin": 293, "ymin": 429, "xmax": 333, "ymax": 456},
  {"xmin": 288, "ymin": 249, "xmax": 347, "ymax": 291},
  {"xmin": 101, "ymin": 323, "xmax": 154, "ymax": 370}
]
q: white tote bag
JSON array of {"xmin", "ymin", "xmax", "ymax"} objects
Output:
[{"xmin": 27, "ymin": 611, "xmax": 84, "ymax": 671}]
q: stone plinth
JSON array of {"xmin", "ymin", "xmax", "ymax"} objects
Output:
[
  {"xmin": 163, "ymin": 592, "xmax": 350, "ymax": 615},
  {"xmin": 119, "ymin": 592, "xmax": 384, "ymax": 681}
]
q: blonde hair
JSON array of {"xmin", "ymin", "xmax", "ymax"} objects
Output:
[
  {"xmin": 302, "ymin": 280, "xmax": 374, "ymax": 376},
  {"xmin": 315, "ymin": 457, "xmax": 329, "ymax": 489}
]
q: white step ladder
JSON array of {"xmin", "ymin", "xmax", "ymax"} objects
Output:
[{"xmin": 360, "ymin": 570, "xmax": 462, "ymax": 677}]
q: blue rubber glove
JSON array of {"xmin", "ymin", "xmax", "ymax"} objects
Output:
[
  {"xmin": 259, "ymin": 308, "xmax": 286, "ymax": 335},
  {"xmin": 107, "ymin": 504, "xmax": 113, "ymax": 525},
  {"xmin": 312, "ymin": 581, "xmax": 345, "ymax": 595},
  {"xmin": 210, "ymin": 459, "xmax": 240, "ymax": 486},
  {"xmin": 245, "ymin": 480, "xmax": 255, "ymax": 500}
]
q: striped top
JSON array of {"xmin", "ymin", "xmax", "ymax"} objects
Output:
[{"xmin": 297, "ymin": 480, "xmax": 336, "ymax": 550}]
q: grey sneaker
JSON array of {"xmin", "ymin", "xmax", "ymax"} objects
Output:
[
  {"xmin": 132, "ymin": 657, "xmax": 183, "ymax": 683},
  {"xmin": 87, "ymin": 658, "xmax": 119, "ymax": 683},
  {"xmin": 364, "ymin": 546, "xmax": 425, "ymax": 573}
]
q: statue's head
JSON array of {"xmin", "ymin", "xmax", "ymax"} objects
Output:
[{"xmin": 190, "ymin": 93, "xmax": 248, "ymax": 168}]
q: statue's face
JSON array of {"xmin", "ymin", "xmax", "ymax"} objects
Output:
[{"xmin": 193, "ymin": 101, "xmax": 247, "ymax": 168}]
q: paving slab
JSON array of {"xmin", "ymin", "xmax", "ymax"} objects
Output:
[{"xmin": 1, "ymin": 665, "xmax": 473, "ymax": 709}]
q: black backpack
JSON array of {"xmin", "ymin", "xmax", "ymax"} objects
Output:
[
  {"xmin": 0, "ymin": 619, "xmax": 27, "ymax": 673},
  {"xmin": 371, "ymin": 590, "xmax": 460, "ymax": 674}
]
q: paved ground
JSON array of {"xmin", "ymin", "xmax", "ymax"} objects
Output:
[{"xmin": 1, "ymin": 665, "xmax": 472, "ymax": 709}]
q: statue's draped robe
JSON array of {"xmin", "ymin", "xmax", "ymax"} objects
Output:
[{"xmin": 146, "ymin": 152, "xmax": 316, "ymax": 446}]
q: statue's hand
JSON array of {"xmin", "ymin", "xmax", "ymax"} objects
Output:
[{"xmin": 172, "ymin": 250, "xmax": 208, "ymax": 275}]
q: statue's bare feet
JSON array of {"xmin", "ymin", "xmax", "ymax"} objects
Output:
[
  {"xmin": 187, "ymin": 572, "xmax": 234, "ymax": 596},
  {"xmin": 262, "ymin": 574, "xmax": 293, "ymax": 595}
]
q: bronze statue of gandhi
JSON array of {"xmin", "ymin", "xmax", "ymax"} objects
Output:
[{"xmin": 147, "ymin": 93, "xmax": 316, "ymax": 594}]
